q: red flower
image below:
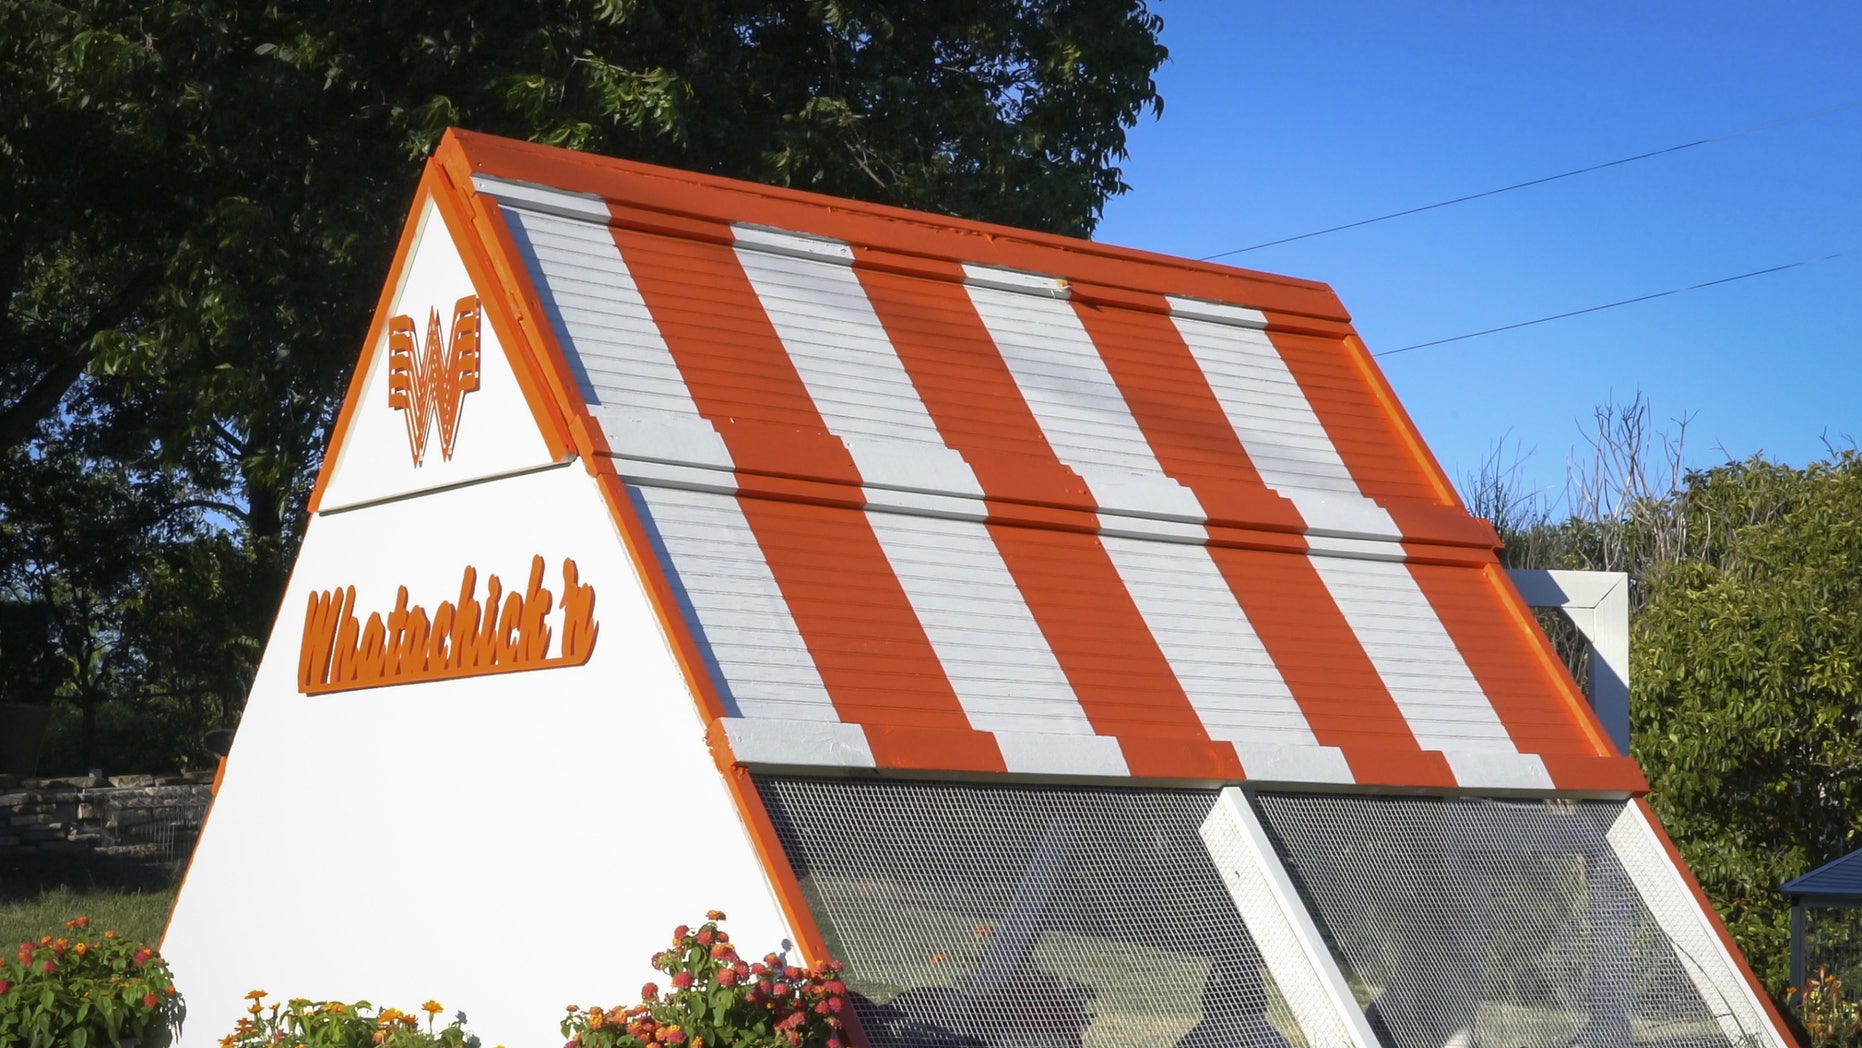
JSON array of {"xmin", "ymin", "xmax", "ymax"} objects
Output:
[
  {"xmin": 642, "ymin": 982, "xmax": 660, "ymax": 1001},
  {"xmin": 134, "ymin": 948, "xmax": 153, "ymax": 967},
  {"xmin": 144, "ymin": 993, "xmax": 160, "ymax": 1008},
  {"xmin": 696, "ymin": 929, "xmax": 714, "ymax": 946},
  {"xmin": 718, "ymin": 968, "xmax": 739, "ymax": 988},
  {"xmin": 671, "ymin": 972, "xmax": 694, "ymax": 990},
  {"xmin": 828, "ymin": 997, "xmax": 845, "ymax": 1013},
  {"xmin": 40, "ymin": 961, "xmax": 55, "ymax": 973},
  {"xmin": 0, "ymin": 980, "xmax": 9, "ymax": 994},
  {"xmin": 672, "ymin": 925, "xmax": 690, "ymax": 942}
]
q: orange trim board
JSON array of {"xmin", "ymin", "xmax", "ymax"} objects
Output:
[
  {"xmin": 1635, "ymin": 798, "xmax": 1795, "ymax": 1039},
  {"xmin": 306, "ymin": 166, "xmax": 441, "ymax": 515},
  {"xmin": 434, "ymin": 138, "xmax": 614, "ymax": 464},
  {"xmin": 308, "ymin": 156, "xmax": 578, "ymax": 517},
  {"xmin": 297, "ymin": 556, "xmax": 598, "ymax": 694},
  {"xmin": 424, "ymin": 157, "xmax": 576, "ymax": 464},
  {"xmin": 441, "ymin": 128, "xmax": 1354, "ymax": 325}
]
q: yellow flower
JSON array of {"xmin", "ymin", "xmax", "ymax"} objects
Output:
[
  {"xmin": 422, "ymin": 999, "xmax": 444, "ymax": 1016},
  {"xmin": 245, "ymin": 989, "xmax": 268, "ymax": 1001}
]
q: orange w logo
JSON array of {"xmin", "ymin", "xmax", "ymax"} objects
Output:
[{"xmin": 386, "ymin": 295, "xmax": 482, "ymax": 466}]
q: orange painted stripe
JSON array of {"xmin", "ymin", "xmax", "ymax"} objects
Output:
[
  {"xmin": 850, "ymin": 255, "xmax": 1094, "ymax": 512},
  {"xmin": 985, "ymin": 522, "xmax": 1234, "ymax": 779},
  {"xmin": 1206, "ymin": 545, "xmax": 1455, "ymax": 788},
  {"xmin": 446, "ymin": 129, "xmax": 1350, "ymax": 326},
  {"xmin": 613, "ymin": 226, "xmax": 1000, "ymax": 772},
  {"xmin": 1262, "ymin": 326, "xmax": 1443, "ymax": 507},
  {"xmin": 1259, "ymin": 323, "xmax": 1506, "ymax": 552},
  {"xmin": 609, "ymin": 224, "xmax": 860, "ymax": 483},
  {"xmin": 854, "ymin": 256, "xmax": 1226, "ymax": 778},
  {"xmin": 1070, "ymin": 291, "xmax": 1306, "ymax": 534},
  {"xmin": 1406, "ymin": 561, "xmax": 1603, "ymax": 764}
]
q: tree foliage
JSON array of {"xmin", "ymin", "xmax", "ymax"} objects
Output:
[
  {"xmin": 0, "ymin": 0, "xmax": 1167, "ymax": 768},
  {"xmin": 1634, "ymin": 454, "xmax": 1862, "ymax": 991}
]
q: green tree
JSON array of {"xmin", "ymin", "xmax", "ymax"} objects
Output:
[
  {"xmin": 0, "ymin": 0, "xmax": 1167, "ymax": 768},
  {"xmin": 1634, "ymin": 454, "xmax": 1862, "ymax": 991}
]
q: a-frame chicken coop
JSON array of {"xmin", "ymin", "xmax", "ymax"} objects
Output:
[{"xmin": 161, "ymin": 129, "xmax": 1792, "ymax": 1048}]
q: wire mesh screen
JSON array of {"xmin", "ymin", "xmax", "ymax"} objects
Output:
[
  {"xmin": 1253, "ymin": 793, "xmax": 1739, "ymax": 1048},
  {"xmin": 1802, "ymin": 906, "xmax": 1862, "ymax": 999},
  {"xmin": 756, "ymin": 777, "xmax": 1312, "ymax": 1048}
]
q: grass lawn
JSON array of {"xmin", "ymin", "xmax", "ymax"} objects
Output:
[{"xmin": 0, "ymin": 853, "xmax": 180, "ymax": 947}]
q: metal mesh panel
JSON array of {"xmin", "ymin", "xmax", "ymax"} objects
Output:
[
  {"xmin": 1802, "ymin": 907, "xmax": 1862, "ymax": 998},
  {"xmin": 1253, "ymin": 793, "xmax": 1744, "ymax": 1048},
  {"xmin": 757, "ymin": 777, "xmax": 1311, "ymax": 1048}
]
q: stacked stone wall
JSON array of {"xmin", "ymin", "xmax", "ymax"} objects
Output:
[{"xmin": 0, "ymin": 773, "xmax": 214, "ymax": 860}]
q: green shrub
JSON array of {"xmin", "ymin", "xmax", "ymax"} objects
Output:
[
  {"xmin": 0, "ymin": 916, "xmax": 181, "ymax": 1048},
  {"xmin": 563, "ymin": 911, "xmax": 851, "ymax": 1048},
  {"xmin": 219, "ymin": 993, "xmax": 481, "ymax": 1047}
]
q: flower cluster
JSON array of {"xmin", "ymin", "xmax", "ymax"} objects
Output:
[
  {"xmin": 563, "ymin": 912, "xmax": 851, "ymax": 1048},
  {"xmin": 1790, "ymin": 966, "xmax": 1862, "ymax": 1048},
  {"xmin": 218, "ymin": 991, "xmax": 487, "ymax": 1048},
  {"xmin": 0, "ymin": 916, "xmax": 181, "ymax": 1048}
]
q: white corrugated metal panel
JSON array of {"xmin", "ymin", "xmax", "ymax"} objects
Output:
[
  {"xmin": 630, "ymin": 484, "xmax": 840, "ymax": 722},
  {"xmin": 733, "ymin": 238, "xmax": 984, "ymax": 498},
  {"xmin": 1098, "ymin": 534, "xmax": 1317, "ymax": 747},
  {"xmin": 1307, "ymin": 555, "xmax": 1512, "ymax": 746},
  {"xmin": 1170, "ymin": 310, "xmax": 1398, "ymax": 538},
  {"xmin": 863, "ymin": 510, "xmax": 1096, "ymax": 736},
  {"xmin": 1306, "ymin": 556, "xmax": 1555, "ymax": 790},
  {"xmin": 965, "ymin": 279, "xmax": 1205, "ymax": 520},
  {"xmin": 468, "ymin": 169, "xmax": 1631, "ymax": 790},
  {"xmin": 500, "ymin": 205, "xmax": 735, "ymax": 471}
]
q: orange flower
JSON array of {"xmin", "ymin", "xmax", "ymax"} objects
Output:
[
  {"xmin": 422, "ymin": 1000, "xmax": 444, "ymax": 1016},
  {"xmin": 245, "ymin": 989, "xmax": 268, "ymax": 1001},
  {"xmin": 706, "ymin": 909, "xmax": 727, "ymax": 921}
]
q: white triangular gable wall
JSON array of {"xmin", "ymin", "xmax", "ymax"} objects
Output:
[
  {"xmin": 161, "ymin": 462, "xmax": 793, "ymax": 1047},
  {"xmin": 318, "ymin": 198, "xmax": 561, "ymax": 512}
]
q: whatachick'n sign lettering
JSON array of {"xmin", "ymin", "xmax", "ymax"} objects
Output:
[{"xmin": 296, "ymin": 555, "xmax": 597, "ymax": 694}]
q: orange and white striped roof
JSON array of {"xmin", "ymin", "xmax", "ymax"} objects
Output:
[{"xmin": 395, "ymin": 130, "xmax": 1643, "ymax": 794}]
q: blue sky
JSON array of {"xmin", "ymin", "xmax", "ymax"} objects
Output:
[{"xmin": 1093, "ymin": 1, "xmax": 1862, "ymax": 511}]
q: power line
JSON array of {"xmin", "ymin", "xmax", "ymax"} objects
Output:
[
  {"xmin": 1201, "ymin": 99, "xmax": 1862, "ymax": 260},
  {"xmin": 1373, "ymin": 248, "xmax": 1861, "ymax": 358}
]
